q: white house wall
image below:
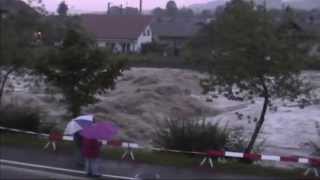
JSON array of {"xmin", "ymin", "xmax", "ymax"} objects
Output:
[
  {"xmin": 97, "ymin": 41, "xmax": 106, "ymax": 48},
  {"xmin": 130, "ymin": 43, "xmax": 136, "ymax": 52},
  {"xmin": 95, "ymin": 25, "xmax": 152, "ymax": 53},
  {"xmin": 135, "ymin": 25, "xmax": 152, "ymax": 52}
]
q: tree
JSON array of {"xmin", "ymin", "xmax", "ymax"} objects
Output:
[
  {"xmin": 189, "ymin": 0, "xmax": 311, "ymax": 152},
  {"xmin": 37, "ymin": 29, "xmax": 126, "ymax": 117},
  {"xmin": 152, "ymin": 7, "xmax": 165, "ymax": 17},
  {"xmin": 42, "ymin": 14, "xmax": 82, "ymax": 46},
  {"xmin": 0, "ymin": 0, "xmax": 45, "ymax": 104},
  {"xmin": 166, "ymin": 0, "xmax": 178, "ymax": 17},
  {"xmin": 57, "ymin": 1, "xmax": 68, "ymax": 16},
  {"xmin": 200, "ymin": 10, "xmax": 213, "ymax": 18},
  {"xmin": 178, "ymin": 8, "xmax": 194, "ymax": 18}
]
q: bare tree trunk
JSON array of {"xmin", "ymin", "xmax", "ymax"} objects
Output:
[
  {"xmin": 0, "ymin": 68, "xmax": 14, "ymax": 105},
  {"xmin": 245, "ymin": 78, "xmax": 269, "ymax": 153}
]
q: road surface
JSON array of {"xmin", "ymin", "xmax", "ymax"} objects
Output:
[
  {"xmin": 0, "ymin": 146, "xmax": 224, "ymax": 179},
  {"xmin": 1, "ymin": 164, "xmax": 91, "ymax": 179},
  {"xmin": 0, "ymin": 145, "xmax": 305, "ymax": 180}
]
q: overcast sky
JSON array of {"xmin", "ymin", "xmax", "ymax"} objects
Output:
[
  {"xmin": 24, "ymin": 0, "xmax": 212, "ymax": 13},
  {"xmin": 23, "ymin": 0, "xmax": 297, "ymax": 13}
]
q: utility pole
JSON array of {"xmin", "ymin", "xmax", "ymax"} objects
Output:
[
  {"xmin": 107, "ymin": 2, "xmax": 111, "ymax": 15},
  {"xmin": 139, "ymin": 0, "xmax": 142, "ymax": 14}
]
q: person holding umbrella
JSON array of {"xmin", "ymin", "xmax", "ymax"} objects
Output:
[
  {"xmin": 81, "ymin": 121, "xmax": 119, "ymax": 177},
  {"xmin": 64, "ymin": 115, "xmax": 95, "ymax": 167},
  {"xmin": 81, "ymin": 137, "xmax": 102, "ymax": 177}
]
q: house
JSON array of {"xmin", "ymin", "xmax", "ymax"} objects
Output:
[
  {"xmin": 0, "ymin": 0, "xmax": 39, "ymax": 16},
  {"xmin": 108, "ymin": 6, "xmax": 140, "ymax": 16},
  {"xmin": 81, "ymin": 15, "xmax": 153, "ymax": 53},
  {"xmin": 151, "ymin": 17, "xmax": 205, "ymax": 55}
]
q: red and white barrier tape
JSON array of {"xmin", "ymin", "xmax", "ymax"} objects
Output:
[
  {"xmin": 0, "ymin": 126, "xmax": 141, "ymax": 149},
  {"xmin": 205, "ymin": 150, "xmax": 320, "ymax": 166},
  {"xmin": 151, "ymin": 147, "xmax": 206, "ymax": 155},
  {"xmin": 0, "ymin": 126, "xmax": 49, "ymax": 137},
  {"xmin": 151, "ymin": 147, "xmax": 320, "ymax": 166},
  {"xmin": 1, "ymin": 126, "xmax": 319, "ymax": 176}
]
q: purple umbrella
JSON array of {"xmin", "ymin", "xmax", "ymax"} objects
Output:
[{"xmin": 81, "ymin": 122, "xmax": 119, "ymax": 140}]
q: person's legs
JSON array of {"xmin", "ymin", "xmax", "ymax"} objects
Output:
[
  {"xmin": 74, "ymin": 135, "xmax": 84, "ymax": 167},
  {"xmin": 84, "ymin": 158, "xmax": 89, "ymax": 174},
  {"xmin": 85, "ymin": 158, "xmax": 93, "ymax": 176},
  {"xmin": 91, "ymin": 158, "xmax": 100, "ymax": 176},
  {"xmin": 75, "ymin": 146, "xmax": 84, "ymax": 167}
]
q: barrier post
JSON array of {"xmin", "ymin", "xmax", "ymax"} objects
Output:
[
  {"xmin": 304, "ymin": 159, "xmax": 320, "ymax": 177},
  {"xmin": 121, "ymin": 143, "xmax": 135, "ymax": 160},
  {"xmin": 200, "ymin": 150, "xmax": 225, "ymax": 168},
  {"xmin": 304, "ymin": 167, "xmax": 319, "ymax": 177},
  {"xmin": 43, "ymin": 132, "xmax": 63, "ymax": 152},
  {"xmin": 200, "ymin": 156, "xmax": 214, "ymax": 168}
]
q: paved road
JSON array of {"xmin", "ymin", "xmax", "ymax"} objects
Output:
[
  {"xmin": 0, "ymin": 146, "xmax": 305, "ymax": 180},
  {"xmin": 1, "ymin": 164, "xmax": 91, "ymax": 179},
  {"xmin": 0, "ymin": 146, "xmax": 224, "ymax": 179}
]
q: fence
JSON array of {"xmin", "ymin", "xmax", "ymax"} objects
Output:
[{"xmin": 0, "ymin": 126, "xmax": 319, "ymax": 177}]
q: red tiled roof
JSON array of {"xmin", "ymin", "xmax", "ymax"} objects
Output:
[{"xmin": 81, "ymin": 15, "xmax": 153, "ymax": 40}]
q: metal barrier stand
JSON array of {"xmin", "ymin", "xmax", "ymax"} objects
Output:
[
  {"xmin": 121, "ymin": 143, "xmax": 135, "ymax": 160},
  {"xmin": 43, "ymin": 141, "xmax": 57, "ymax": 151},
  {"xmin": 200, "ymin": 156, "xmax": 214, "ymax": 168},
  {"xmin": 304, "ymin": 167, "xmax": 319, "ymax": 177}
]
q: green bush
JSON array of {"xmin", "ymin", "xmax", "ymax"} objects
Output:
[
  {"xmin": 38, "ymin": 122, "xmax": 57, "ymax": 134},
  {"xmin": 0, "ymin": 104, "xmax": 41, "ymax": 132},
  {"xmin": 141, "ymin": 42, "xmax": 165, "ymax": 54},
  {"xmin": 153, "ymin": 117, "xmax": 230, "ymax": 152}
]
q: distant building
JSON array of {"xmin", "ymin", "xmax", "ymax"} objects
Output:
[
  {"xmin": 81, "ymin": 15, "xmax": 153, "ymax": 53},
  {"xmin": 151, "ymin": 17, "xmax": 205, "ymax": 55},
  {"xmin": 107, "ymin": 6, "xmax": 139, "ymax": 15},
  {"xmin": 0, "ymin": 0, "xmax": 38, "ymax": 15},
  {"xmin": 108, "ymin": 6, "xmax": 122, "ymax": 15},
  {"xmin": 123, "ymin": 7, "xmax": 140, "ymax": 15}
]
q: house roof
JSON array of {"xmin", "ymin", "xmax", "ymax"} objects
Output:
[
  {"xmin": 151, "ymin": 18, "xmax": 204, "ymax": 39},
  {"xmin": 0, "ymin": 0, "xmax": 38, "ymax": 15},
  {"xmin": 81, "ymin": 15, "xmax": 153, "ymax": 40}
]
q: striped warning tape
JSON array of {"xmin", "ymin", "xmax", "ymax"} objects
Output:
[
  {"xmin": 1, "ymin": 126, "xmax": 319, "ymax": 163},
  {"xmin": 1, "ymin": 126, "xmax": 319, "ymax": 176},
  {"xmin": 151, "ymin": 147, "xmax": 206, "ymax": 155},
  {"xmin": 0, "ymin": 126, "xmax": 141, "ymax": 149},
  {"xmin": 1, "ymin": 126, "xmax": 319, "ymax": 164},
  {"xmin": 151, "ymin": 147, "xmax": 320, "ymax": 166},
  {"xmin": 0, "ymin": 126, "xmax": 49, "ymax": 137},
  {"xmin": 205, "ymin": 150, "xmax": 320, "ymax": 165}
]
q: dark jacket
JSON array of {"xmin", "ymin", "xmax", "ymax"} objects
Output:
[{"xmin": 81, "ymin": 138, "xmax": 102, "ymax": 159}]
